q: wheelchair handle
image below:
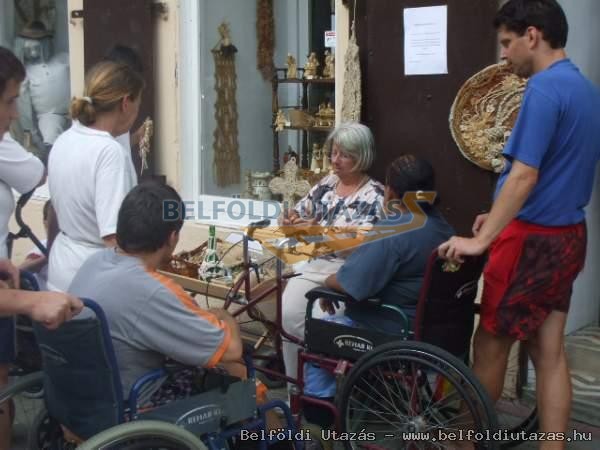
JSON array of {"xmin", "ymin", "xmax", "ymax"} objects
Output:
[{"xmin": 8, "ymin": 189, "xmax": 49, "ymax": 258}]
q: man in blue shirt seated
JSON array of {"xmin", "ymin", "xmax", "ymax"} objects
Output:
[
  {"xmin": 301, "ymin": 155, "xmax": 454, "ymax": 428},
  {"xmin": 323, "ymin": 154, "xmax": 455, "ymax": 335}
]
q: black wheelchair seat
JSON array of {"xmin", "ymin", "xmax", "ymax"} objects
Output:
[
  {"xmin": 303, "ymin": 252, "xmax": 485, "ymax": 361},
  {"xmin": 303, "ymin": 287, "xmax": 411, "ymax": 362},
  {"xmin": 33, "ymin": 299, "xmax": 124, "ymax": 439}
]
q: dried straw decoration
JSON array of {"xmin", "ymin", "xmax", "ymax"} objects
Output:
[
  {"xmin": 256, "ymin": 0, "xmax": 275, "ymax": 81},
  {"xmin": 449, "ymin": 63, "xmax": 526, "ymax": 172},
  {"xmin": 212, "ymin": 23, "xmax": 241, "ymax": 187},
  {"xmin": 341, "ymin": 20, "xmax": 362, "ymax": 122}
]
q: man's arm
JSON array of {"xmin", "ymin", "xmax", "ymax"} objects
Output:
[
  {"xmin": 439, "ymin": 160, "xmax": 538, "ymax": 262},
  {"xmin": 208, "ymin": 308, "xmax": 243, "ymax": 362},
  {"xmin": 325, "ymin": 273, "xmax": 345, "ymax": 292},
  {"xmin": 0, "ymin": 259, "xmax": 19, "ymax": 289},
  {"xmin": 0, "ymin": 290, "xmax": 83, "ymax": 329}
]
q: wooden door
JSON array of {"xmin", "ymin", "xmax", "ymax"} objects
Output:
[
  {"xmin": 356, "ymin": 0, "xmax": 499, "ymax": 234},
  {"xmin": 80, "ymin": 0, "xmax": 157, "ymax": 180}
]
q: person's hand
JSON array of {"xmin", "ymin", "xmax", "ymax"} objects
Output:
[
  {"xmin": 319, "ymin": 298, "xmax": 339, "ymax": 315},
  {"xmin": 0, "ymin": 259, "xmax": 19, "ymax": 289},
  {"xmin": 438, "ymin": 236, "xmax": 488, "ymax": 264},
  {"xmin": 472, "ymin": 213, "xmax": 490, "ymax": 236},
  {"xmin": 29, "ymin": 293, "xmax": 83, "ymax": 330},
  {"xmin": 279, "ymin": 209, "xmax": 299, "ymax": 226}
]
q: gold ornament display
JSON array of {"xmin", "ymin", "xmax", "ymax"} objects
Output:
[
  {"xmin": 304, "ymin": 52, "xmax": 320, "ymax": 79},
  {"xmin": 450, "ymin": 63, "xmax": 526, "ymax": 172},
  {"xmin": 286, "ymin": 53, "xmax": 297, "ymax": 79},
  {"xmin": 274, "ymin": 109, "xmax": 287, "ymax": 131},
  {"xmin": 322, "ymin": 50, "xmax": 335, "ymax": 79},
  {"xmin": 212, "ymin": 23, "xmax": 240, "ymax": 187},
  {"xmin": 315, "ymin": 102, "xmax": 335, "ymax": 128}
]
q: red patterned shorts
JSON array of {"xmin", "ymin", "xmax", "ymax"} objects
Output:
[{"xmin": 480, "ymin": 219, "xmax": 586, "ymax": 340}]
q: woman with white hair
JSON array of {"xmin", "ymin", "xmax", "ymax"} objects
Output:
[{"xmin": 280, "ymin": 122, "xmax": 384, "ymax": 384}]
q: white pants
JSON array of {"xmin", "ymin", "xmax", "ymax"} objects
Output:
[{"xmin": 281, "ymin": 258, "xmax": 345, "ymax": 388}]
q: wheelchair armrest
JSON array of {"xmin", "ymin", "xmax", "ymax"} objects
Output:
[
  {"xmin": 364, "ymin": 297, "xmax": 383, "ymax": 307},
  {"xmin": 305, "ymin": 287, "xmax": 357, "ymax": 320},
  {"xmin": 305, "ymin": 287, "xmax": 355, "ymax": 304},
  {"xmin": 128, "ymin": 368, "xmax": 168, "ymax": 414}
]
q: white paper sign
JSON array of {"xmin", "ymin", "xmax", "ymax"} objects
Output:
[
  {"xmin": 324, "ymin": 31, "xmax": 336, "ymax": 48},
  {"xmin": 404, "ymin": 6, "xmax": 448, "ymax": 76}
]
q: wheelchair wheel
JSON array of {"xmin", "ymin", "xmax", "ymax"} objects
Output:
[
  {"xmin": 496, "ymin": 349, "xmax": 538, "ymax": 448},
  {"xmin": 0, "ymin": 372, "xmax": 45, "ymax": 448},
  {"xmin": 76, "ymin": 420, "xmax": 207, "ymax": 450},
  {"xmin": 27, "ymin": 405, "xmax": 75, "ymax": 450},
  {"xmin": 337, "ymin": 341, "xmax": 499, "ymax": 450}
]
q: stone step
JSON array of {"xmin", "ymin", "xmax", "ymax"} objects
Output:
[
  {"xmin": 566, "ymin": 326, "xmax": 600, "ymax": 374},
  {"xmin": 565, "ymin": 327, "xmax": 600, "ymax": 426}
]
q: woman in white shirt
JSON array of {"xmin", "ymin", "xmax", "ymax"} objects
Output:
[{"xmin": 48, "ymin": 61, "xmax": 144, "ymax": 292}]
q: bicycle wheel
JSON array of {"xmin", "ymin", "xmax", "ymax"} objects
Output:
[
  {"xmin": 76, "ymin": 420, "xmax": 207, "ymax": 450},
  {"xmin": 337, "ymin": 341, "xmax": 499, "ymax": 450},
  {"xmin": 496, "ymin": 345, "xmax": 538, "ymax": 448}
]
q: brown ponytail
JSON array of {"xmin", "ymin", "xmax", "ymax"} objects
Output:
[{"xmin": 70, "ymin": 61, "xmax": 145, "ymax": 126}]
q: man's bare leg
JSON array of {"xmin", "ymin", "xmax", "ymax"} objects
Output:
[
  {"xmin": 0, "ymin": 364, "xmax": 11, "ymax": 450},
  {"xmin": 525, "ymin": 311, "xmax": 570, "ymax": 450},
  {"xmin": 471, "ymin": 325, "xmax": 515, "ymax": 402},
  {"xmin": 444, "ymin": 325, "xmax": 514, "ymax": 450}
]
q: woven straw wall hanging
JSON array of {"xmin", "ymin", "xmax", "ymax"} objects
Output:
[
  {"xmin": 449, "ymin": 63, "xmax": 526, "ymax": 173},
  {"xmin": 341, "ymin": 3, "xmax": 362, "ymax": 122},
  {"xmin": 257, "ymin": 0, "xmax": 275, "ymax": 80},
  {"xmin": 212, "ymin": 22, "xmax": 240, "ymax": 187}
]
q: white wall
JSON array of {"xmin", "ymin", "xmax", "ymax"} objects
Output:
[
  {"xmin": 197, "ymin": 0, "xmax": 308, "ymax": 198},
  {"xmin": 54, "ymin": 0, "xmax": 69, "ymax": 54},
  {"xmin": 558, "ymin": 0, "xmax": 600, "ymax": 333},
  {"xmin": 0, "ymin": 0, "xmax": 15, "ymax": 49}
]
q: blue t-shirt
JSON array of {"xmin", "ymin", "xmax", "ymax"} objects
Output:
[
  {"xmin": 495, "ymin": 59, "xmax": 600, "ymax": 226},
  {"xmin": 336, "ymin": 209, "xmax": 454, "ymax": 334}
]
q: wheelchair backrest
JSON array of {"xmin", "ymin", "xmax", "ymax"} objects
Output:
[
  {"xmin": 415, "ymin": 252, "xmax": 485, "ymax": 357},
  {"xmin": 33, "ymin": 298, "xmax": 125, "ymax": 440}
]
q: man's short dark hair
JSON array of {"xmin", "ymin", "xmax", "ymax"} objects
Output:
[
  {"xmin": 494, "ymin": 0, "xmax": 568, "ymax": 49},
  {"xmin": 386, "ymin": 154, "xmax": 437, "ymax": 209},
  {"xmin": 0, "ymin": 46, "xmax": 26, "ymax": 96},
  {"xmin": 117, "ymin": 182, "xmax": 185, "ymax": 253},
  {"xmin": 104, "ymin": 44, "xmax": 144, "ymax": 74}
]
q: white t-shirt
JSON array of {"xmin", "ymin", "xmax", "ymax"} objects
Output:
[
  {"xmin": 0, "ymin": 133, "xmax": 44, "ymax": 258},
  {"xmin": 115, "ymin": 131, "xmax": 137, "ymax": 187},
  {"xmin": 47, "ymin": 122, "xmax": 137, "ymax": 292}
]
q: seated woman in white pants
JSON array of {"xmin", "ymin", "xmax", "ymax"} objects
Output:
[{"xmin": 280, "ymin": 122, "xmax": 384, "ymax": 386}]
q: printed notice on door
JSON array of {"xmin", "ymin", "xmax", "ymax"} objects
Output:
[{"xmin": 404, "ymin": 5, "xmax": 448, "ymax": 75}]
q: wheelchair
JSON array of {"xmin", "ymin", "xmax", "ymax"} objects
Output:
[
  {"xmin": 11, "ymin": 298, "xmax": 300, "ymax": 450},
  {"xmin": 293, "ymin": 251, "xmax": 532, "ymax": 450}
]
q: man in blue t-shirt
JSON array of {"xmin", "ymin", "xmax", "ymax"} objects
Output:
[{"xmin": 439, "ymin": 1, "xmax": 600, "ymax": 446}]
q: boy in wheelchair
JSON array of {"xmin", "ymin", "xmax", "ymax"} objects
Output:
[{"xmin": 69, "ymin": 182, "xmax": 245, "ymax": 407}]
